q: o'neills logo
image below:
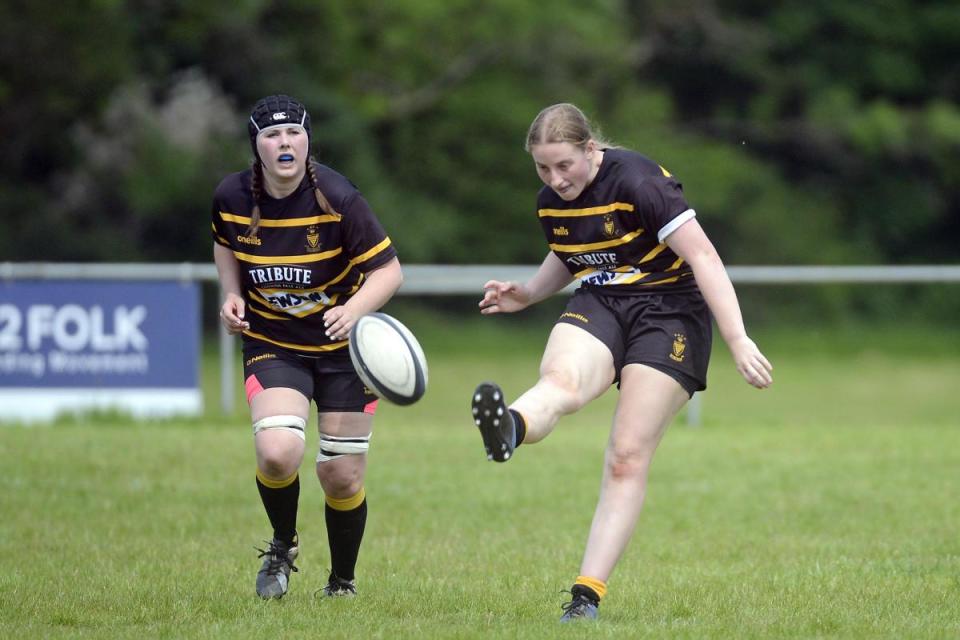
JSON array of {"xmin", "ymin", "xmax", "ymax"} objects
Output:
[
  {"xmin": 238, "ymin": 234, "xmax": 262, "ymax": 246},
  {"xmin": 554, "ymin": 226, "xmax": 570, "ymax": 236},
  {"xmin": 246, "ymin": 353, "xmax": 277, "ymax": 366}
]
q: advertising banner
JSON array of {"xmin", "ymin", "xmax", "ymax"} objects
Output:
[{"xmin": 0, "ymin": 280, "xmax": 202, "ymax": 421}]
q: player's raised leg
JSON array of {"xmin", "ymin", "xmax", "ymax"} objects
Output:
[{"xmin": 472, "ymin": 324, "xmax": 615, "ymax": 462}]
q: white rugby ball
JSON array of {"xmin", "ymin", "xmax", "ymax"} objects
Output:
[{"xmin": 348, "ymin": 312, "xmax": 428, "ymax": 406}]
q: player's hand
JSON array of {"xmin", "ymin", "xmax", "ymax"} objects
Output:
[
  {"xmin": 479, "ymin": 280, "xmax": 531, "ymax": 315},
  {"xmin": 728, "ymin": 335, "xmax": 773, "ymax": 389},
  {"xmin": 322, "ymin": 305, "xmax": 358, "ymax": 341},
  {"xmin": 220, "ymin": 293, "xmax": 249, "ymax": 335}
]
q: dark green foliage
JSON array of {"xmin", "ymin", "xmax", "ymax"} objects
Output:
[{"xmin": 1, "ymin": 2, "xmax": 957, "ymax": 316}]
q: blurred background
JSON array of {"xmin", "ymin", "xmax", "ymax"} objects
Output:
[
  {"xmin": 2, "ymin": 6, "xmax": 958, "ymax": 634},
  {"xmin": 1, "ymin": 0, "xmax": 958, "ymax": 327}
]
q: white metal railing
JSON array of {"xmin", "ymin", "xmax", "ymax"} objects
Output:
[
  {"xmin": 4, "ymin": 263, "xmax": 959, "ymax": 422},
  {"xmin": 7, "ymin": 262, "xmax": 960, "ymax": 286}
]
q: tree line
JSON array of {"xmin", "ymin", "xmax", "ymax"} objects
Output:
[{"xmin": 1, "ymin": 0, "xmax": 957, "ymax": 281}]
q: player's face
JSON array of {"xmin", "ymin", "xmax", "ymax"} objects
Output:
[
  {"xmin": 257, "ymin": 126, "xmax": 309, "ymax": 182},
  {"xmin": 530, "ymin": 142, "xmax": 602, "ymax": 201}
]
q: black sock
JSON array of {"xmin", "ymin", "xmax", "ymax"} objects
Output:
[
  {"xmin": 509, "ymin": 409, "xmax": 526, "ymax": 447},
  {"xmin": 325, "ymin": 499, "xmax": 367, "ymax": 581},
  {"xmin": 571, "ymin": 583, "xmax": 601, "ymax": 605},
  {"xmin": 256, "ymin": 474, "xmax": 299, "ymax": 544}
]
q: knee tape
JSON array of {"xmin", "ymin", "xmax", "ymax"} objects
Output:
[
  {"xmin": 252, "ymin": 415, "xmax": 307, "ymax": 441},
  {"xmin": 316, "ymin": 432, "xmax": 372, "ymax": 463}
]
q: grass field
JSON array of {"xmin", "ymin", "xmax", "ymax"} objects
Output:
[{"xmin": 1, "ymin": 318, "xmax": 958, "ymax": 638}]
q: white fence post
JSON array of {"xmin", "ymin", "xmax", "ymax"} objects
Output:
[
  {"xmin": 686, "ymin": 393, "xmax": 702, "ymax": 427},
  {"xmin": 217, "ymin": 285, "xmax": 235, "ymax": 416}
]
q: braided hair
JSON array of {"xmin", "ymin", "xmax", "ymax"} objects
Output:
[{"xmin": 245, "ymin": 158, "xmax": 335, "ymax": 239}]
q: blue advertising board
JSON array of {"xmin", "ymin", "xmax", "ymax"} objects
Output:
[{"xmin": 0, "ymin": 280, "xmax": 202, "ymax": 421}]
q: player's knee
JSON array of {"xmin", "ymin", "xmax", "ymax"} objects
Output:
[
  {"xmin": 315, "ymin": 432, "xmax": 368, "ymax": 495},
  {"xmin": 253, "ymin": 415, "xmax": 306, "ymax": 476},
  {"xmin": 257, "ymin": 442, "xmax": 300, "ymax": 479},
  {"xmin": 540, "ymin": 365, "xmax": 583, "ymax": 402},
  {"xmin": 316, "ymin": 454, "xmax": 364, "ymax": 496},
  {"xmin": 606, "ymin": 444, "xmax": 651, "ymax": 481},
  {"xmin": 259, "ymin": 456, "xmax": 297, "ymax": 480},
  {"xmin": 317, "ymin": 466, "xmax": 363, "ymax": 498}
]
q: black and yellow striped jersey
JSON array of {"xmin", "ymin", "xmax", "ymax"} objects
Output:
[
  {"xmin": 537, "ymin": 148, "xmax": 698, "ymax": 294},
  {"xmin": 211, "ymin": 162, "xmax": 397, "ymax": 355}
]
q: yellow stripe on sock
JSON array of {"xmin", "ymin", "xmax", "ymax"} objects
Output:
[
  {"xmin": 256, "ymin": 469, "xmax": 298, "ymax": 489},
  {"xmin": 575, "ymin": 575, "xmax": 608, "ymax": 600},
  {"xmin": 325, "ymin": 487, "xmax": 366, "ymax": 511}
]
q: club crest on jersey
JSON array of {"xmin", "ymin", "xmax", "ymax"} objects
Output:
[
  {"xmin": 669, "ymin": 333, "xmax": 687, "ymax": 362},
  {"xmin": 602, "ymin": 213, "xmax": 619, "ymax": 239},
  {"xmin": 305, "ymin": 225, "xmax": 321, "ymax": 252}
]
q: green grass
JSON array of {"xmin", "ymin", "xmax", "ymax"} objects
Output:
[{"xmin": 1, "ymin": 320, "xmax": 958, "ymax": 638}]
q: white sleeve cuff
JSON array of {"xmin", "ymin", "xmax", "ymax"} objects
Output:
[{"xmin": 657, "ymin": 209, "xmax": 696, "ymax": 243}]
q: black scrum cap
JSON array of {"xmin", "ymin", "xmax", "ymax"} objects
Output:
[{"xmin": 248, "ymin": 94, "xmax": 311, "ymax": 158}]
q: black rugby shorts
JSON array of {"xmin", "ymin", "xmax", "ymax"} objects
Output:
[
  {"xmin": 242, "ymin": 342, "xmax": 378, "ymax": 413},
  {"xmin": 556, "ymin": 287, "xmax": 712, "ymax": 396}
]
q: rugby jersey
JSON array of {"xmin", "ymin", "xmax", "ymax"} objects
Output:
[
  {"xmin": 537, "ymin": 148, "xmax": 698, "ymax": 294},
  {"xmin": 211, "ymin": 162, "xmax": 397, "ymax": 355}
]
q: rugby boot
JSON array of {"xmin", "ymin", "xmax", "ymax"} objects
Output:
[
  {"xmin": 559, "ymin": 585, "xmax": 600, "ymax": 622},
  {"xmin": 255, "ymin": 537, "xmax": 299, "ymax": 599},
  {"xmin": 471, "ymin": 382, "xmax": 515, "ymax": 462},
  {"xmin": 320, "ymin": 571, "xmax": 357, "ymax": 597}
]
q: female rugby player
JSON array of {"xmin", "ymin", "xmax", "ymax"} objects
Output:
[
  {"xmin": 471, "ymin": 103, "xmax": 773, "ymax": 621},
  {"xmin": 212, "ymin": 95, "xmax": 402, "ymax": 599}
]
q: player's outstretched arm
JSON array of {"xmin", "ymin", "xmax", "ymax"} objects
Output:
[
  {"xmin": 666, "ymin": 220, "xmax": 773, "ymax": 389},
  {"xmin": 479, "ymin": 252, "xmax": 573, "ymax": 315}
]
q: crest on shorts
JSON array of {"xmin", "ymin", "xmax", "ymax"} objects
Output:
[
  {"xmin": 602, "ymin": 213, "xmax": 619, "ymax": 239},
  {"xmin": 669, "ymin": 333, "xmax": 687, "ymax": 362},
  {"xmin": 305, "ymin": 225, "xmax": 321, "ymax": 252}
]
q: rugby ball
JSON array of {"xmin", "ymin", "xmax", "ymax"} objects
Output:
[{"xmin": 348, "ymin": 312, "xmax": 428, "ymax": 406}]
